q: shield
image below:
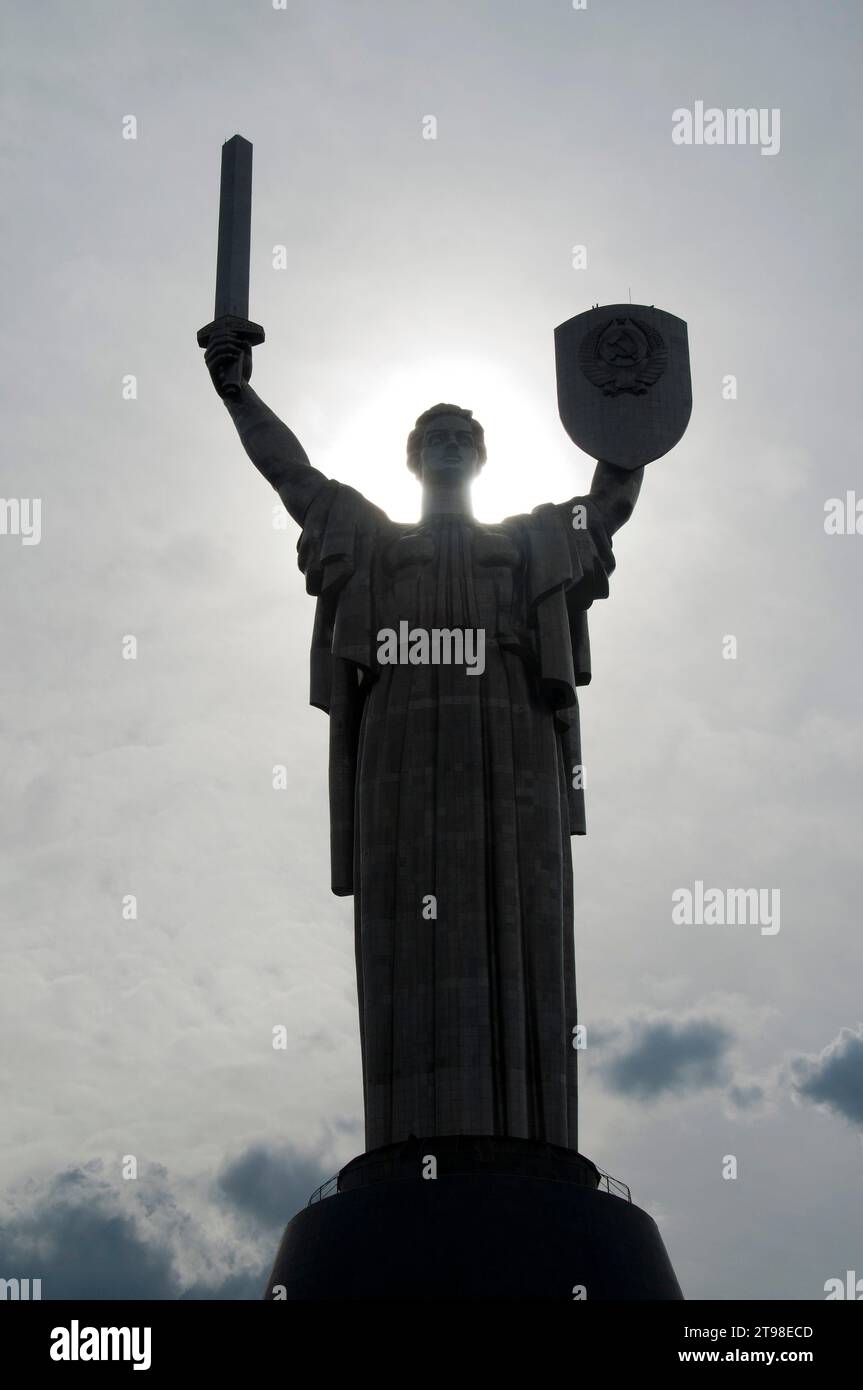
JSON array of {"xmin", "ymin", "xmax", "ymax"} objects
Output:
[{"xmin": 555, "ymin": 304, "xmax": 692, "ymax": 470}]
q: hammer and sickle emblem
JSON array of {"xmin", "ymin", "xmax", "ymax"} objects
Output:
[{"xmin": 579, "ymin": 316, "xmax": 668, "ymax": 396}]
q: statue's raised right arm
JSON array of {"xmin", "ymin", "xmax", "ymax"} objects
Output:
[{"xmin": 204, "ymin": 327, "xmax": 325, "ymax": 525}]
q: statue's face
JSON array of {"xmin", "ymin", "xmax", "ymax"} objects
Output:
[{"xmin": 420, "ymin": 414, "xmax": 479, "ymax": 481}]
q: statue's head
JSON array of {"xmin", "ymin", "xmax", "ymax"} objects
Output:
[{"xmin": 406, "ymin": 403, "xmax": 487, "ymax": 483}]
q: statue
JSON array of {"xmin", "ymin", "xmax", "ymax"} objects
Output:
[
  {"xmin": 203, "ymin": 331, "xmax": 644, "ymax": 1154},
  {"xmin": 198, "ymin": 137, "xmax": 692, "ymax": 1299}
]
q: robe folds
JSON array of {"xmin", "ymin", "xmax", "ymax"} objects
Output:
[{"xmin": 285, "ymin": 474, "xmax": 616, "ymax": 1151}]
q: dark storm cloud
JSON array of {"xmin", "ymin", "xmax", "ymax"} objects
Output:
[
  {"xmin": 179, "ymin": 1270, "xmax": 264, "ymax": 1300},
  {"xmin": 216, "ymin": 1142, "xmax": 332, "ymax": 1231},
  {"xmin": 791, "ymin": 1026, "xmax": 863, "ymax": 1129},
  {"xmin": 0, "ymin": 1184, "xmax": 177, "ymax": 1301},
  {"xmin": 0, "ymin": 1176, "xmax": 179, "ymax": 1300},
  {"xmin": 604, "ymin": 1018, "xmax": 734, "ymax": 1099},
  {"xmin": 0, "ymin": 1144, "xmax": 331, "ymax": 1300}
]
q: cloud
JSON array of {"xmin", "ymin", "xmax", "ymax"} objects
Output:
[
  {"xmin": 216, "ymin": 1143, "xmax": 332, "ymax": 1232},
  {"xmin": 0, "ymin": 1144, "xmax": 332, "ymax": 1300},
  {"xmin": 726, "ymin": 1082, "xmax": 766, "ymax": 1111},
  {"xmin": 603, "ymin": 1017, "xmax": 734, "ymax": 1099},
  {"xmin": 0, "ymin": 1181, "xmax": 180, "ymax": 1300},
  {"xmin": 791, "ymin": 1026, "xmax": 863, "ymax": 1130}
]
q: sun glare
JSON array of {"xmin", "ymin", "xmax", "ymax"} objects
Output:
[{"xmin": 316, "ymin": 357, "xmax": 594, "ymax": 523}]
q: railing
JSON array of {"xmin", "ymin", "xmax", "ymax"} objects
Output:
[
  {"xmin": 595, "ymin": 1169, "xmax": 631, "ymax": 1202},
  {"xmin": 308, "ymin": 1175, "xmax": 338, "ymax": 1205},
  {"xmin": 309, "ymin": 1166, "xmax": 631, "ymax": 1205}
]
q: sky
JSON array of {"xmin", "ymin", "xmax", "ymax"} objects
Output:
[{"xmin": 1, "ymin": 0, "xmax": 861, "ymax": 1300}]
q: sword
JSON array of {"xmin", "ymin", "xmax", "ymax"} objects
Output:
[{"xmin": 197, "ymin": 134, "xmax": 265, "ymax": 399}]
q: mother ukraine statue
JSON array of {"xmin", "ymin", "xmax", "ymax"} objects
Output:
[{"xmin": 204, "ymin": 329, "xmax": 642, "ymax": 1156}]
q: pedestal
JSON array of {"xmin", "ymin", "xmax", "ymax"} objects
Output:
[{"xmin": 264, "ymin": 1137, "xmax": 682, "ymax": 1300}]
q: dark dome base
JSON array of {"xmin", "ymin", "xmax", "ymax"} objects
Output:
[{"xmin": 264, "ymin": 1138, "xmax": 682, "ymax": 1300}]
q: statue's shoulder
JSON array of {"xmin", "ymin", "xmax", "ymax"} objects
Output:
[
  {"xmin": 500, "ymin": 500, "xmax": 567, "ymax": 535},
  {"xmin": 502, "ymin": 495, "xmax": 608, "ymax": 539},
  {"xmin": 320, "ymin": 480, "xmax": 395, "ymax": 534}
]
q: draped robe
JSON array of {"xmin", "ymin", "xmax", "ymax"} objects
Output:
[{"xmin": 285, "ymin": 473, "xmax": 616, "ymax": 1152}]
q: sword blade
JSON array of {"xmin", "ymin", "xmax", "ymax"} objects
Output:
[{"xmin": 214, "ymin": 135, "xmax": 253, "ymax": 320}]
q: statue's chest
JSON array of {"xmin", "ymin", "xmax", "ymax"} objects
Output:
[
  {"xmin": 380, "ymin": 520, "xmax": 523, "ymax": 625},
  {"xmin": 383, "ymin": 522, "xmax": 521, "ymax": 574}
]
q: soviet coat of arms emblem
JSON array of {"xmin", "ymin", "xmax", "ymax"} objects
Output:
[
  {"xmin": 579, "ymin": 316, "xmax": 668, "ymax": 397},
  {"xmin": 555, "ymin": 303, "xmax": 692, "ymax": 469}
]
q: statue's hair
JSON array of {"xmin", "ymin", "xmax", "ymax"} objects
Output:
[{"xmin": 406, "ymin": 403, "xmax": 487, "ymax": 478}]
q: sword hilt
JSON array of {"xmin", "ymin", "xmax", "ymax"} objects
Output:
[{"xmin": 197, "ymin": 314, "xmax": 265, "ymax": 400}]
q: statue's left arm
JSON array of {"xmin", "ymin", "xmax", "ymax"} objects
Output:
[
  {"xmin": 516, "ymin": 458, "xmax": 646, "ymax": 835},
  {"xmin": 586, "ymin": 459, "xmax": 644, "ymax": 536}
]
